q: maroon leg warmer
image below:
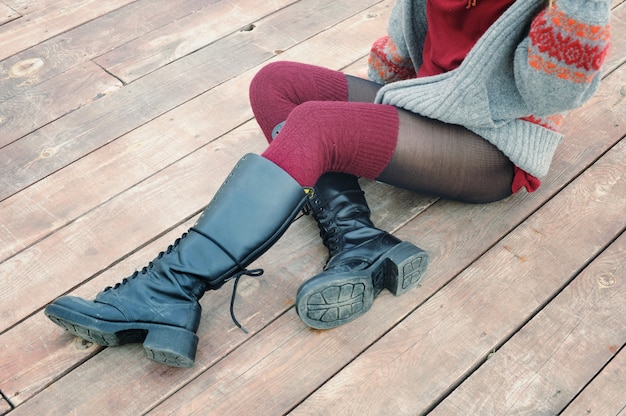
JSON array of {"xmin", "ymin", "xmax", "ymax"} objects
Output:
[
  {"xmin": 249, "ymin": 61, "xmax": 399, "ymax": 187},
  {"xmin": 249, "ymin": 61, "xmax": 350, "ymax": 142},
  {"xmin": 261, "ymin": 101, "xmax": 399, "ymax": 186}
]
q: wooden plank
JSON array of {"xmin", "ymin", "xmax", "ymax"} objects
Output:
[
  {"xmin": 0, "ymin": 1, "xmax": 418, "ymax": 409},
  {"xmin": 0, "ymin": 391, "xmax": 12, "ymax": 415},
  {"xmin": 607, "ymin": 2, "xmax": 626, "ymax": 70},
  {"xmin": 94, "ymin": 0, "xmax": 298, "ymax": 83},
  {"xmin": 3, "ymin": 0, "xmax": 625, "ymax": 266},
  {"xmin": 0, "ymin": 0, "xmax": 310, "ymax": 261},
  {"xmin": 0, "ymin": 71, "xmax": 257, "ymax": 263},
  {"xmin": 0, "ymin": 0, "xmax": 136, "ymax": 61},
  {"xmin": 4, "ymin": 24, "xmax": 625, "ymax": 416},
  {"xmin": 0, "ymin": 221, "xmax": 191, "ymax": 407},
  {"xmin": 0, "ymin": 2, "xmax": 19, "ymax": 26},
  {"xmin": 0, "ymin": 60, "xmax": 122, "ymax": 148},
  {"xmin": 429, "ymin": 232, "xmax": 626, "ymax": 415},
  {"xmin": 0, "ymin": 0, "xmax": 58, "ymax": 13},
  {"xmin": 0, "ymin": 0, "xmax": 382, "ymax": 201},
  {"xmin": 0, "ymin": 129, "xmax": 266, "ymax": 330},
  {"xmin": 561, "ymin": 348, "xmax": 626, "ymax": 416},
  {"xmin": 0, "ymin": 0, "xmax": 232, "ymax": 102},
  {"xmin": 289, "ymin": 143, "xmax": 626, "ymax": 416},
  {"xmin": 2, "ymin": 2, "xmax": 624, "ymax": 414}
]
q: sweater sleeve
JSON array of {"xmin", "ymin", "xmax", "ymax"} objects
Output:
[
  {"xmin": 367, "ymin": 35, "xmax": 416, "ymax": 84},
  {"xmin": 514, "ymin": 0, "xmax": 611, "ymax": 116},
  {"xmin": 367, "ymin": 0, "xmax": 426, "ymax": 84}
]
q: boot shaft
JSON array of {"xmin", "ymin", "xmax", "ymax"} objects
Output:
[
  {"xmin": 308, "ymin": 173, "xmax": 384, "ymax": 258},
  {"xmin": 181, "ymin": 154, "xmax": 308, "ymax": 288}
]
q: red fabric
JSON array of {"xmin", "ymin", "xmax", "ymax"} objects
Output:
[
  {"xmin": 418, "ymin": 0, "xmax": 516, "ymax": 77},
  {"xmin": 529, "ymin": 8, "xmax": 610, "ymax": 73},
  {"xmin": 250, "ymin": 61, "xmax": 349, "ymax": 142},
  {"xmin": 512, "ymin": 166, "xmax": 541, "ymax": 193},
  {"xmin": 369, "ymin": 36, "xmax": 417, "ymax": 82},
  {"xmin": 251, "ymin": 62, "xmax": 399, "ymax": 187},
  {"xmin": 262, "ymin": 101, "xmax": 399, "ymax": 187}
]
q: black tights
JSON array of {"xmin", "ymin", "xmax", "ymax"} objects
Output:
[{"xmin": 347, "ymin": 76, "xmax": 514, "ymax": 203}]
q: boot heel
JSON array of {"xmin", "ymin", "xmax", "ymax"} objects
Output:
[
  {"xmin": 143, "ymin": 326, "xmax": 199, "ymax": 368},
  {"xmin": 384, "ymin": 242, "xmax": 429, "ymax": 296}
]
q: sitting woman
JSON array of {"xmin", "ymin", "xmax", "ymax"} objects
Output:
[{"xmin": 45, "ymin": 0, "xmax": 611, "ymax": 367}]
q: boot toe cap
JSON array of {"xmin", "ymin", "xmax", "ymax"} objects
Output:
[{"xmin": 46, "ymin": 295, "xmax": 127, "ymax": 322}]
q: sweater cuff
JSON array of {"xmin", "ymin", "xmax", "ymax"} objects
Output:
[{"xmin": 368, "ymin": 36, "xmax": 416, "ymax": 84}]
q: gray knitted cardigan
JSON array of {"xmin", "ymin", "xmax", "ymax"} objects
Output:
[{"xmin": 369, "ymin": 0, "xmax": 611, "ymax": 178}]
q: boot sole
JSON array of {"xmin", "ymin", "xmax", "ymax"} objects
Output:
[
  {"xmin": 45, "ymin": 304, "xmax": 198, "ymax": 368},
  {"xmin": 296, "ymin": 242, "xmax": 428, "ymax": 330}
]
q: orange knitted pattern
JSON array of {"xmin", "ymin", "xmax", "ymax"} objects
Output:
[
  {"xmin": 368, "ymin": 36, "xmax": 416, "ymax": 82},
  {"xmin": 524, "ymin": 5, "xmax": 610, "ymax": 132},
  {"xmin": 528, "ymin": 8, "xmax": 610, "ymax": 84}
]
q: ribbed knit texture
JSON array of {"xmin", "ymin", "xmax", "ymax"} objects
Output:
[
  {"xmin": 250, "ymin": 61, "xmax": 349, "ymax": 142},
  {"xmin": 262, "ymin": 101, "xmax": 399, "ymax": 187},
  {"xmin": 367, "ymin": 0, "xmax": 611, "ymax": 178}
]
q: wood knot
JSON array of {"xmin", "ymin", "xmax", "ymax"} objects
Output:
[
  {"xmin": 597, "ymin": 272, "xmax": 616, "ymax": 288},
  {"xmin": 40, "ymin": 148, "xmax": 56, "ymax": 158},
  {"xmin": 10, "ymin": 57, "xmax": 45, "ymax": 78}
]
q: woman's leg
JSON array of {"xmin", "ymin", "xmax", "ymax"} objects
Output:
[
  {"xmin": 261, "ymin": 100, "xmax": 399, "ymax": 186},
  {"xmin": 252, "ymin": 62, "xmax": 514, "ymax": 202},
  {"xmin": 46, "ymin": 154, "xmax": 308, "ymax": 367},
  {"xmin": 347, "ymin": 74, "xmax": 515, "ymax": 203},
  {"xmin": 252, "ymin": 64, "xmax": 514, "ymax": 329},
  {"xmin": 378, "ymin": 110, "xmax": 514, "ymax": 203},
  {"xmin": 249, "ymin": 61, "xmax": 349, "ymax": 142}
]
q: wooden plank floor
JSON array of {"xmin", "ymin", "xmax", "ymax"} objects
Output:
[{"xmin": 1, "ymin": 1, "xmax": 624, "ymax": 414}]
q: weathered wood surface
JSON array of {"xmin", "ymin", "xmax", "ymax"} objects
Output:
[
  {"xmin": 0, "ymin": 0, "xmax": 136, "ymax": 62},
  {"xmin": 561, "ymin": 348, "xmax": 626, "ymax": 416},
  {"xmin": 429, "ymin": 207, "xmax": 626, "ymax": 415},
  {"xmin": 0, "ymin": 0, "xmax": 624, "ymax": 415},
  {"xmin": 0, "ymin": 2, "xmax": 19, "ymax": 26}
]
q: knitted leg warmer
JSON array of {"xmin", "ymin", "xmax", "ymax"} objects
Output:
[
  {"xmin": 261, "ymin": 101, "xmax": 399, "ymax": 187},
  {"xmin": 249, "ymin": 61, "xmax": 349, "ymax": 142}
]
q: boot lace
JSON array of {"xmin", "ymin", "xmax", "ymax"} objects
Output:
[
  {"xmin": 305, "ymin": 195, "xmax": 340, "ymax": 253},
  {"xmin": 102, "ymin": 231, "xmax": 259, "ymax": 333},
  {"xmin": 304, "ymin": 189, "xmax": 364, "ymax": 256},
  {"xmin": 189, "ymin": 227, "xmax": 263, "ymax": 334},
  {"xmin": 103, "ymin": 234, "xmax": 187, "ymax": 292}
]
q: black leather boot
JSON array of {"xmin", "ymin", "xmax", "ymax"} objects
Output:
[
  {"xmin": 296, "ymin": 173, "xmax": 428, "ymax": 329},
  {"xmin": 45, "ymin": 154, "xmax": 307, "ymax": 367}
]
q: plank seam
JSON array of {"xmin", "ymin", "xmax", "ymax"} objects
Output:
[
  {"xmin": 557, "ymin": 343, "xmax": 626, "ymax": 415},
  {"xmin": 0, "ymin": 390, "xmax": 15, "ymax": 414},
  {"xmin": 92, "ymin": 60, "xmax": 127, "ymax": 86},
  {"xmin": 423, "ymin": 224, "xmax": 626, "ymax": 415}
]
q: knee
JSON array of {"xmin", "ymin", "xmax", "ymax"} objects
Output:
[
  {"xmin": 251, "ymin": 62, "xmax": 282, "ymax": 89},
  {"xmin": 283, "ymin": 101, "xmax": 328, "ymax": 132},
  {"xmin": 271, "ymin": 102, "xmax": 332, "ymax": 151},
  {"xmin": 250, "ymin": 61, "xmax": 300, "ymax": 99}
]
